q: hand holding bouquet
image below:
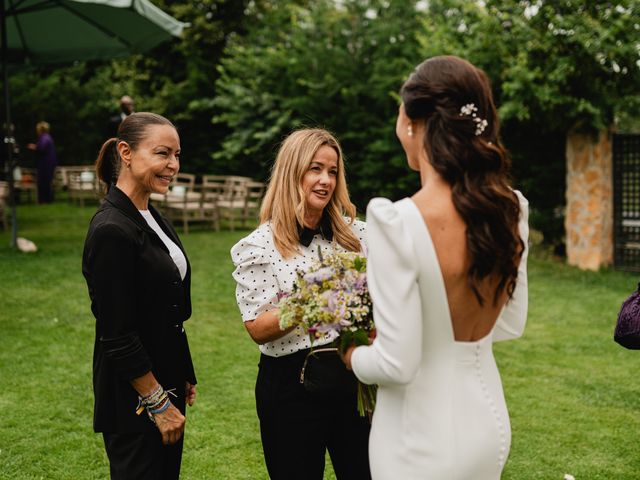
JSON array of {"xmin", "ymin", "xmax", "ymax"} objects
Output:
[{"xmin": 278, "ymin": 246, "xmax": 377, "ymax": 417}]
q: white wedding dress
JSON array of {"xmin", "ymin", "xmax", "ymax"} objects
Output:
[{"xmin": 351, "ymin": 193, "xmax": 529, "ymax": 480}]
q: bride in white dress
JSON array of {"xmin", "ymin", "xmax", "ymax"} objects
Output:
[{"xmin": 343, "ymin": 55, "xmax": 529, "ymax": 479}]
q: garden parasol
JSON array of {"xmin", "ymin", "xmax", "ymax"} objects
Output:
[{"xmin": 1, "ymin": 0, "xmax": 186, "ymax": 248}]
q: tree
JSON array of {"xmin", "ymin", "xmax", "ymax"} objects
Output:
[
  {"xmin": 141, "ymin": 0, "xmax": 254, "ymax": 173},
  {"xmin": 213, "ymin": 0, "xmax": 424, "ymax": 210},
  {"xmin": 417, "ymin": 0, "xmax": 640, "ymax": 244},
  {"xmin": 5, "ymin": 63, "xmax": 126, "ymax": 167}
]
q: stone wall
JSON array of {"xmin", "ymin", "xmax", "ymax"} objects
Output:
[{"xmin": 565, "ymin": 129, "xmax": 613, "ymax": 270}]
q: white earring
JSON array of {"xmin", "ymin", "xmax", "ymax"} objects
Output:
[{"xmin": 407, "ymin": 124, "xmax": 413, "ymax": 137}]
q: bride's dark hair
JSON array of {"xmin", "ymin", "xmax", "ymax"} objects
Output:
[{"xmin": 401, "ymin": 55, "xmax": 524, "ymax": 305}]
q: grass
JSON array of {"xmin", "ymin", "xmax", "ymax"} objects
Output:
[{"xmin": 1, "ymin": 199, "xmax": 639, "ymax": 479}]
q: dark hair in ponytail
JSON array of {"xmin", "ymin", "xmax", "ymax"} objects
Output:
[
  {"xmin": 401, "ymin": 55, "xmax": 524, "ymax": 305},
  {"xmin": 95, "ymin": 112, "xmax": 175, "ymax": 186}
]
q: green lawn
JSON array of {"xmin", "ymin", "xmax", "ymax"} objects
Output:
[{"xmin": 0, "ymin": 200, "xmax": 639, "ymax": 479}]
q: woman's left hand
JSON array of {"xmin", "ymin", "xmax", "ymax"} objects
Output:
[{"xmin": 185, "ymin": 382, "xmax": 196, "ymax": 407}]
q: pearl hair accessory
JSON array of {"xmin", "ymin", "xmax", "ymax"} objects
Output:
[{"xmin": 459, "ymin": 103, "xmax": 488, "ymax": 136}]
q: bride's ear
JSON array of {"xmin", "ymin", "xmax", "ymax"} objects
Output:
[
  {"xmin": 411, "ymin": 120, "xmax": 426, "ymax": 139},
  {"xmin": 396, "ymin": 104, "xmax": 417, "ymax": 143}
]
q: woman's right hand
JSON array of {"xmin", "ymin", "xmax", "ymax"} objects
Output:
[{"xmin": 153, "ymin": 402, "xmax": 185, "ymax": 445}]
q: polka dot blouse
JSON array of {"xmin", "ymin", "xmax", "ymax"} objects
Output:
[{"xmin": 231, "ymin": 219, "xmax": 367, "ymax": 357}]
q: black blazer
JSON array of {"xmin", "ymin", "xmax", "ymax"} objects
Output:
[{"xmin": 82, "ymin": 186, "xmax": 197, "ymax": 433}]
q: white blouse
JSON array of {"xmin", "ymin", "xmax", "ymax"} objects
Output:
[
  {"xmin": 139, "ymin": 210, "xmax": 187, "ymax": 280},
  {"xmin": 231, "ymin": 219, "xmax": 367, "ymax": 357}
]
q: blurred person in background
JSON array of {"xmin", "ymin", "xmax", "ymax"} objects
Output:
[
  {"xmin": 106, "ymin": 95, "xmax": 135, "ymax": 138},
  {"xmin": 27, "ymin": 121, "xmax": 57, "ymax": 204}
]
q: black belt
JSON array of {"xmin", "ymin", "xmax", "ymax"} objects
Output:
[{"xmin": 259, "ymin": 347, "xmax": 311, "ymax": 365}]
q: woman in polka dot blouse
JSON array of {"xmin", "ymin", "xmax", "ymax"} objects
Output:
[{"xmin": 231, "ymin": 128, "xmax": 371, "ymax": 479}]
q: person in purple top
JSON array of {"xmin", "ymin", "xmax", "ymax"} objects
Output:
[{"xmin": 27, "ymin": 121, "xmax": 58, "ymax": 203}]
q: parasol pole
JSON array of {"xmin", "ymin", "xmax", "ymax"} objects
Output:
[{"xmin": 1, "ymin": 0, "xmax": 17, "ymax": 248}]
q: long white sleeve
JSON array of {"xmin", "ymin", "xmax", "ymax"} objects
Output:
[
  {"xmin": 493, "ymin": 191, "xmax": 530, "ymax": 342},
  {"xmin": 351, "ymin": 198, "xmax": 423, "ymax": 387}
]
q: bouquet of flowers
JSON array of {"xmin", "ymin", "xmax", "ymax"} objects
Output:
[{"xmin": 278, "ymin": 246, "xmax": 377, "ymax": 417}]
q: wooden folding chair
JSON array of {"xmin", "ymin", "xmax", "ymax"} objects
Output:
[{"xmin": 240, "ymin": 181, "xmax": 266, "ymax": 228}]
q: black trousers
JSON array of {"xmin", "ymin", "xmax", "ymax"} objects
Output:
[
  {"xmin": 103, "ymin": 431, "xmax": 184, "ymax": 480},
  {"xmin": 256, "ymin": 349, "xmax": 372, "ymax": 480}
]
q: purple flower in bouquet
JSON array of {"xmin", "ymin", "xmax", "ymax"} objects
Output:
[
  {"xmin": 354, "ymin": 272, "xmax": 367, "ymax": 291},
  {"xmin": 315, "ymin": 322, "xmax": 341, "ymax": 334},
  {"xmin": 323, "ymin": 290, "xmax": 347, "ymax": 320},
  {"xmin": 303, "ymin": 266, "xmax": 334, "ymax": 284}
]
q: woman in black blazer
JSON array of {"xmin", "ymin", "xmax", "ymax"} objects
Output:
[{"xmin": 82, "ymin": 112, "xmax": 196, "ymax": 480}]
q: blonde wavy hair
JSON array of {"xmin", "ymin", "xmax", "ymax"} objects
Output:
[{"xmin": 260, "ymin": 128, "xmax": 361, "ymax": 258}]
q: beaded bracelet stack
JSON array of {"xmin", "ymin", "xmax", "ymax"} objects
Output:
[{"xmin": 135, "ymin": 385, "xmax": 176, "ymax": 424}]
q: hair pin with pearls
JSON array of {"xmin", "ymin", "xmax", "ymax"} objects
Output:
[{"xmin": 459, "ymin": 103, "xmax": 488, "ymax": 136}]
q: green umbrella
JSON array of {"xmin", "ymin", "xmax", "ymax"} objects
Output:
[
  {"xmin": 1, "ymin": 0, "xmax": 186, "ymax": 248},
  {"xmin": 4, "ymin": 0, "xmax": 185, "ymax": 64}
]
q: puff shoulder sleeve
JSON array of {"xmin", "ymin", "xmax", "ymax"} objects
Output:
[
  {"xmin": 231, "ymin": 229, "xmax": 280, "ymax": 321},
  {"xmin": 493, "ymin": 190, "xmax": 530, "ymax": 342},
  {"xmin": 351, "ymin": 198, "xmax": 422, "ymax": 386}
]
